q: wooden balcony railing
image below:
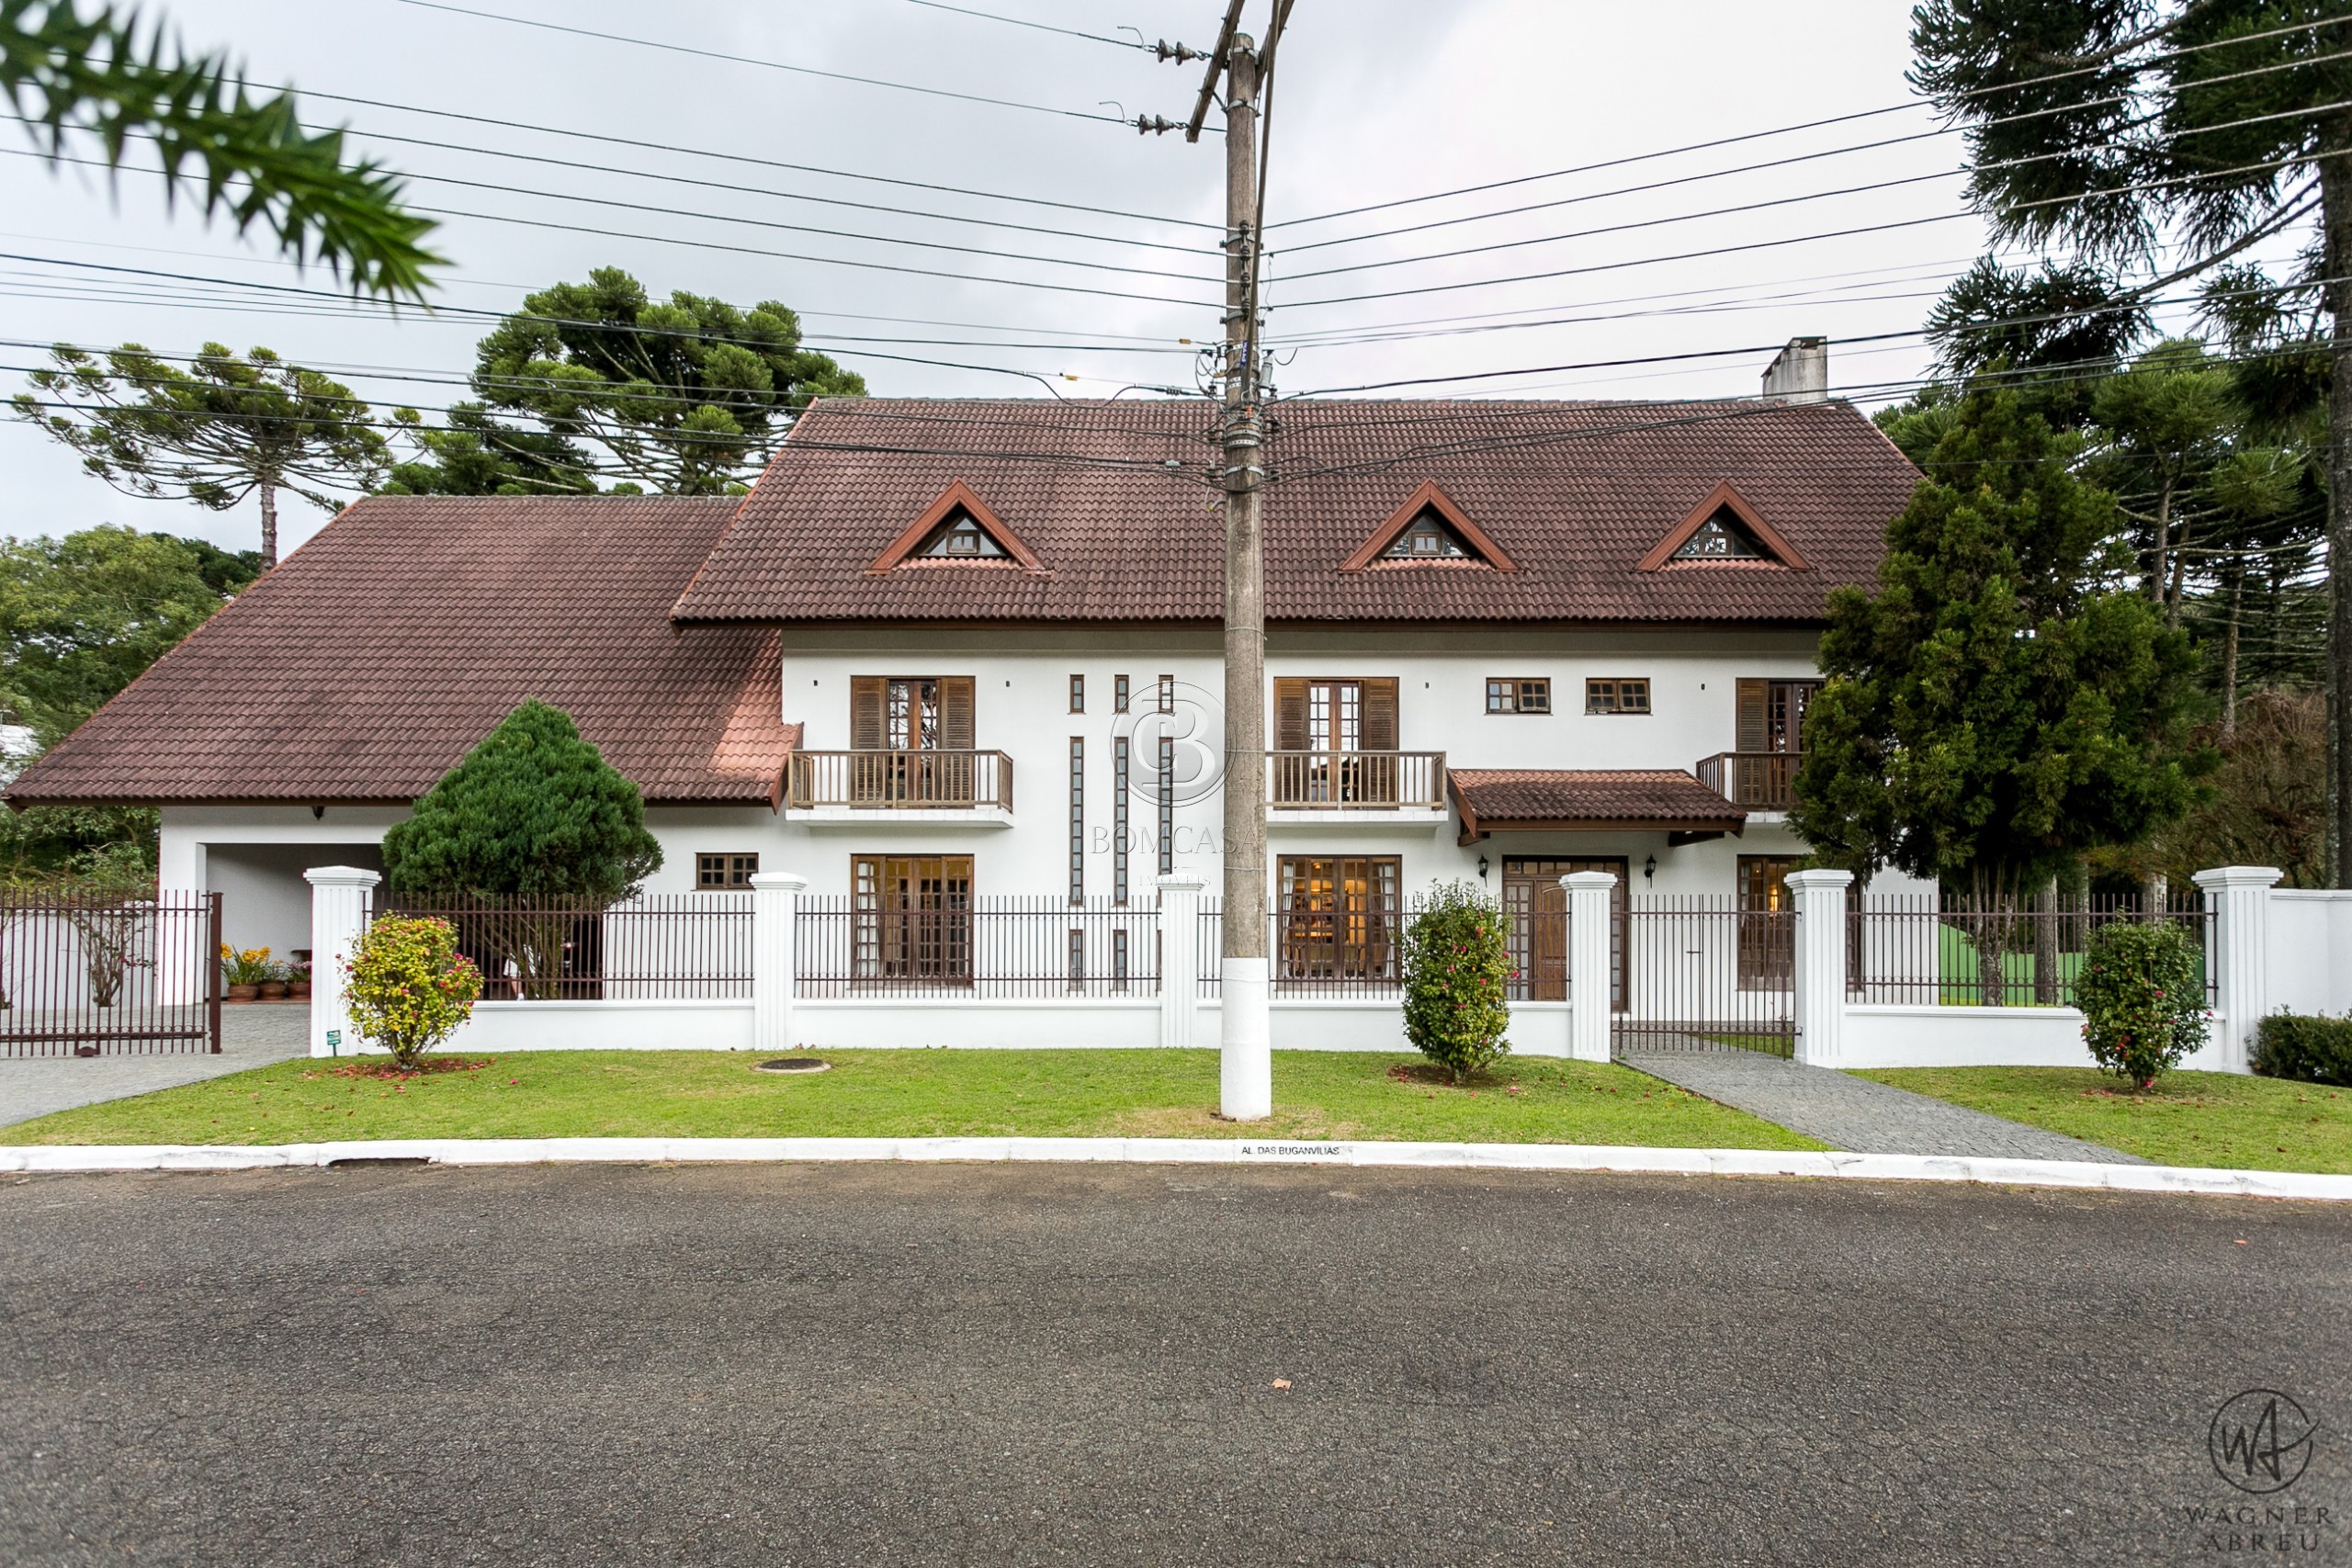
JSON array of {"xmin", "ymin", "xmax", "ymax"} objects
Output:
[
  {"xmin": 786, "ymin": 750, "xmax": 1014, "ymax": 811},
  {"xmin": 1696, "ymin": 750, "xmax": 1801, "ymax": 810},
  {"xmin": 1267, "ymin": 750, "xmax": 1446, "ymax": 810}
]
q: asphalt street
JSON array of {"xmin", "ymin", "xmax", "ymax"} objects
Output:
[{"xmin": 0, "ymin": 1163, "xmax": 2344, "ymax": 1567}]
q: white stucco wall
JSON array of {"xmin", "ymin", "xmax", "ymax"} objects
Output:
[{"xmin": 2267, "ymin": 890, "xmax": 2352, "ymax": 1019}]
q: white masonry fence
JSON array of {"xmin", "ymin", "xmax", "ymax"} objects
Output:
[{"xmin": 299, "ymin": 864, "xmax": 2351, "ymax": 1071}]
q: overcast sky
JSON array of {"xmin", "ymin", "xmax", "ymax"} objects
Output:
[{"xmin": 0, "ymin": 0, "xmax": 2111, "ymax": 558}]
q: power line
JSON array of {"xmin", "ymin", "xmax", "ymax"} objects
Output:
[
  {"xmin": 900, "ymin": 0, "xmax": 1153, "ymax": 51},
  {"xmin": 1268, "ymin": 151, "xmax": 2334, "ymax": 314},
  {"xmin": 1269, "ymin": 11, "xmax": 2352, "ymax": 232},
  {"xmin": 388, "ymin": 0, "xmax": 1162, "ymax": 128},
  {"xmin": 297, "ymin": 90, "xmax": 1221, "ymax": 231},
  {"xmin": 5, "ymin": 148, "xmax": 1223, "ymax": 310},
  {"xmin": 1271, "ymin": 90, "xmax": 2352, "ymax": 283},
  {"xmin": 324, "ymin": 124, "xmax": 1220, "ymax": 257},
  {"xmin": 1273, "ymin": 45, "xmax": 2352, "ymax": 258}
]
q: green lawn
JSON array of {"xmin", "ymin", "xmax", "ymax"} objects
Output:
[
  {"xmin": 1, "ymin": 1048, "xmax": 1823, "ymax": 1150},
  {"xmin": 1855, "ymin": 1066, "xmax": 2352, "ymax": 1173}
]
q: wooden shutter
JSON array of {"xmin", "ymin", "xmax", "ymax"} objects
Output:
[
  {"xmin": 939, "ymin": 676, "xmax": 976, "ymax": 750},
  {"xmin": 1362, "ymin": 678, "xmax": 1399, "ymax": 752},
  {"xmin": 1273, "ymin": 678, "xmax": 1309, "ymax": 751},
  {"xmin": 851, "ymin": 677, "xmax": 888, "ymax": 750},
  {"xmin": 1735, "ymin": 678, "xmax": 1768, "ymax": 754}
]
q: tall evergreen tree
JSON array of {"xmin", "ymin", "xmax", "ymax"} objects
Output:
[
  {"xmin": 13, "ymin": 343, "xmax": 389, "ymax": 566},
  {"xmin": 1910, "ymin": 0, "xmax": 2352, "ymax": 879},
  {"xmin": 469, "ymin": 267, "xmax": 865, "ymax": 495},
  {"xmin": 1793, "ymin": 384, "xmax": 2201, "ymax": 908}
]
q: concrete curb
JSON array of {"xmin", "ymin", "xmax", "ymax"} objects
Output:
[{"xmin": 3, "ymin": 1137, "xmax": 2348, "ymax": 1200}]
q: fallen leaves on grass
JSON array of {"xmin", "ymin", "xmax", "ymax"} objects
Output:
[{"xmin": 325, "ymin": 1058, "xmax": 497, "ymax": 1082}]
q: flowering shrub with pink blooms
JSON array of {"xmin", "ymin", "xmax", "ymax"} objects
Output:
[
  {"xmin": 2075, "ymin": 919, "xmax": 2209, "ymax": 1089},
  {"xmin": 1400, "ymin": 880, "xmax": 1513, "ymax": 1082},
  {"xmin": 345, "ymin": 917, "xmax": 482, "ymax": 1069}
]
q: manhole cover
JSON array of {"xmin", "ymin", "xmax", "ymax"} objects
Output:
[{"xmin": 754, "ymin": 1057, "xmax": 831, "ymax": 1074}]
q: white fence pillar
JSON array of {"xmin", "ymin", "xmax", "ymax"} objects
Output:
[
  {"xmin": 1787, "ymin": 868, "xmax": 1853, "ymax": 1067},
  {"xmin": 1564, "ymin": 872, "xmax": 1616, "ymax": 1063},
  {"xmin": 750, "ymin": 871, "xmax": 806, "ymax": 1055},
  {"xmin": 1155, "ymin": 874, "xmax": 1204, "ymax": 1048},
  {"xmin": 2192, "ymin": 864, "xmax": 2281, "ymax": 1073},
  {"xmin": 304, "ymin": 867, "xmax": 379, "ymax": 1057}
]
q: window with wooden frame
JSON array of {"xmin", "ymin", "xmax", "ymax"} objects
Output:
[
  {"xmin": 848, "ymin": 676, "xmax": 978, "ymax": 805},
  {"xmin": 1383, "ymin": 506, "xmax": 1474, "ymax": 559},
  {"xmin": 1486, "ymin": 678, "xmax": 1550, "ymax": 715},
  {"xmin": 916, "ymin": 506, "xmax": 1009, "ymax": 559},
  {"xmin": 1674, "ymin": 506, "xmax": 1769, "ymax": 560},
  {"xmin": 1114, "ymin": 673, "xmax": 1131, "ymax": 714},
  {"xmin": 852, "ymin": 854, "xmax": 974, "ymax": 984},
  {"xmin": 1585, "ymin": 678, "xmax": 1651, "ymax": 715},
  {"xmin": 1113, "ymin": 735, "xmax": 1131, "ymax": 905},
  {"xmin": 1067, "ymin": 737, "xmax": 1085, "ymax": 904},
  {"xmin": 1157, "ymin": 735, "xmax": 1173, "ymax": 875},
  {"xmin": 1276, "ymin": 855, "xmax": 1402, "ymax": 983},
  {"xmin": 1272, "ymin": 677, "xmax": 1402, "ymax": 805},
  {"xmin": 1156, "ymin": 673, "xmax": 1175, "ymax": 715},
  {"xmin": 1069, "ymin": 673, "xmax": 1085, "ymax": 713},
  {"xmin": 1736, "ymin": 854, "xmax": 1800, "ymax": 990},
  {"xmin": 1734, "ymin": 678, "xmax": 1820, "ymax": 753},
  {"xmin": 695, "ymin": 852, "xmax": 759, "ymax": 890}
]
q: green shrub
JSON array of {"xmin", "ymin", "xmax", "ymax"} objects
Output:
[
  {"xmin": 1400, "ymin": 880, "xmax": 1511, "ymax": 1082},
  {"xmin": 2074, "ymin": 920, "xmax": 2210, "ymax": 1089},
  {"xmin": 2252, "ymin": 1012, "xmax": 2352, "ymax": 1089},
  {"xmin": 345, "ymin": 917, "xmax": 483, "ymax": 1069}
]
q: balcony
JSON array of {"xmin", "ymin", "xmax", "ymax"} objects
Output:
[
  {"xmin": 1267, "ymin": 750, "xmax": 1447, "ymax": 823},
  {"xmin": 785, "ymin": 750, "xmax": 1014, "ymax": 825},
  {"xmin": 1697, "ymin": 750, "xmax": 1801, "ymax": 812}
]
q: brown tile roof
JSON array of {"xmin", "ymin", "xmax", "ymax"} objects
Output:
[
  {"xmin": 672, "ymin": 396, "xmax": 1920, "ymax": 625},
  {"xmin": 7, "ymin": 496, "xmax": 796, "ymax": 809},
  {"xmin": 1449, "ymin": 769, "xmax": 1747, "ymax": 834}
]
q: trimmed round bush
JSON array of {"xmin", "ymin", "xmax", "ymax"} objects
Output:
[
  {"xmin": 2252, "ymin": 1012, "xmax": 2352, "ymax": 1088},
  {"xmin": 345, "ymin": 916, "xmax": 484, "ymax": 1069},
  {"xmin": 1400, "ymin": 880, "xmax": 1512, "ymax": 1082},
  {"xmin": 2074, "ymin": 919, "xmax": 2210, "ymax": 1089}
]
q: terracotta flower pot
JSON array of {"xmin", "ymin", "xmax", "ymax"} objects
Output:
[
  {"xmin": 287, "ymin": 980, "xmax": 311, "ymax": 1000},
  {"xmin": 259, "ymin": 981, "xmax": 288, "ymax": 1000},
  {"xmin": 226, "ymin": 984, "xmax": 260, "ymax": 1003}
]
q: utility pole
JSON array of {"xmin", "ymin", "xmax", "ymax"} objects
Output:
[{"xmin": 1182, "ymin": 4, "xmax": 1274, "ymax": 1120}]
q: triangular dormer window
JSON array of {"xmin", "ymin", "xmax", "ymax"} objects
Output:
[
  {"xmin": 1636, "ymin": 481, "xmax": 1811, "ymax": 572},
  {"xmin": 918, "ymin": 508, "xmax": 1008, "ymax": 558},
  {"xmin": 1673, "ymin": 507, "xmax": 1767, "ymax": 561},
  {"xmin": 1385, "ymin": 507, "xmax": 1474, "ymax": 560},
  {"xmin": 865, "ymin": 481, "xmax": 1046, "ymax": 576},
  {"xmin": 1341, "ymin": 481, "xmax": 1518, "ymax": 573}
]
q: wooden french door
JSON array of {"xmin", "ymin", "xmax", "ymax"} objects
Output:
[
  {"xmin": 1502, "ymin": 857, "xmax": 1626, "ymax": 1009},
  {"xmin": 1275, "ymin": 855, "xmax": 1400, "ymax": 982},
  {"xmin": 849, "ymin": 676, "xmax": 976, "ymax": 803},
  {"xmin": 1272, "ymin": 678, "xmax": 1400, "ymax": 803},
  {"xmin": 1735, "ymin": 679, "xmax": 1821, "ymax": 754},
  {"xmin": 853, "ymin": 854, "xmax": 974, "ymax": 983}
]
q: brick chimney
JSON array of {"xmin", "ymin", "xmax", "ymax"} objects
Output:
[{"xmin": 1760, "ymin": 337, "xmax": 1828, "ymax": 403}]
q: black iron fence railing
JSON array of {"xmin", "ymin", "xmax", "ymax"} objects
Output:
[
  {"xmin": 372, "ymin": 893, "xmax": 753, "ymax": 1000},
  {"xmin": 0, "ymin": 890, "xmax": 221, "ymax": 1055},
  {"xmin": 1848, "ymin": 894, "xmax": 2214, "ymax": 1009}
]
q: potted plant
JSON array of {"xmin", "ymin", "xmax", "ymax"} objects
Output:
[
  {"xmin": 286, "ymin": 959, "xmax": 312, "ymax": 1001},
  {"xmin": 258, "ymin": 961, "xmax": 288, "ymax": 1002},
  {"xmin": 220, "ymin": 944, "xmax": 273, "ymax": 1002}
]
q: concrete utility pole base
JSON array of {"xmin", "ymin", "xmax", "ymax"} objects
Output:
[{"xmin": 1220, "ymin": 957, "xmax": 1272, "ymax": 1120}]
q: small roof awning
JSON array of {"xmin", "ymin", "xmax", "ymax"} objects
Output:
[{"xmin": 1449, "ymin": 768, "xmax": 1747, "ymax": 846}]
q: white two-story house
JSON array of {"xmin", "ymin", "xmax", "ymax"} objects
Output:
[{"xmin": 9, "ymin": 354, "xmax": 1927, "ymax": 1007}]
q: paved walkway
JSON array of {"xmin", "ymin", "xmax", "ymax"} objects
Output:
[
  {"xmin": 0, "ymin": 1005, "xmax": 308, "ymax": 1129},
  {"xmin": 1623, "ymin": 1049, "xmax": 2147, "ymax": 1163}
]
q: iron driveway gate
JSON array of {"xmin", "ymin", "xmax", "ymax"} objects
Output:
[
  {"xmin": 1611, "ymin": 896, "xmax": 1794, "ymax": 1058},
  {"xmin": 0, "ymin": 890, "xmax": 222, "ymax": 1056}
]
